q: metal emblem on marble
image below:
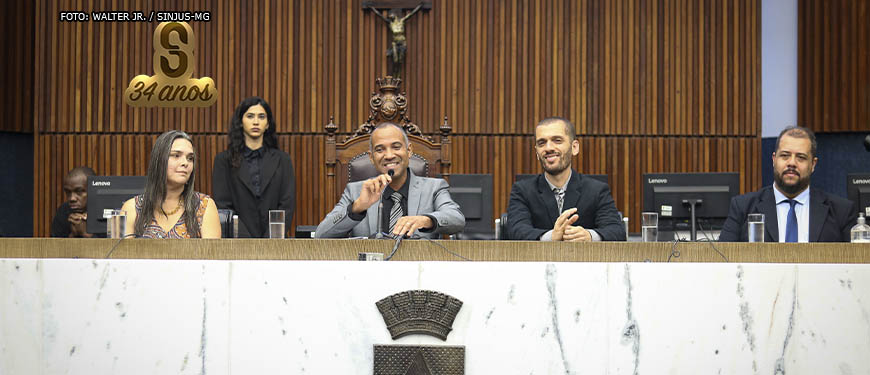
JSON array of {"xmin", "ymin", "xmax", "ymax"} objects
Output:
[
  {"xmin": 374, "ymin": 345, "xmax": 464, "ymax": 375},
  {"xmin": 376, "ymin": 290, "xmax": 463, "ymax": 340},
  {"xmin": 375, "ymin": 290, "xmax": 465, "ymax": 374}
]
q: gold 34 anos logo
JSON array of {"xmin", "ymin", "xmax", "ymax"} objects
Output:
[{"xmin": 125, "ymin": 22, "xmax": 217, "ymax": 107}]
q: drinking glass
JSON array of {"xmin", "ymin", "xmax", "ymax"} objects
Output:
[
  {"xmin": 747, "ymin": 213, "xmax": 765, "ymax": 243},
  {"xmin": 107, "ymin": 209, "xmax": 127, "ymax": 239},
  {"xmin": 641, "ymin": 212, "xmax": 658, "ymax": 242},
  {"xmin": 269, "ymin": 210, "xmax": 285, "ymax": 239}
]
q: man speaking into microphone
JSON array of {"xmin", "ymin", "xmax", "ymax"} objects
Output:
[{"xmin": 315, "ymin": 123, "xmax": 465, "ymax": 238}]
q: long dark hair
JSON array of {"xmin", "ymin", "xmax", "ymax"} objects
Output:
[
  {"xmin": 228, "ymin": 96, "xmax": 279, "ymax": 168},
  {"xmin": 134, "ymin": 130, "xmax": 202, "ymax": 237}
]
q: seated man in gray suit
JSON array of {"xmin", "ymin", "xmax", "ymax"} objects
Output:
[{"xmin": 315, "ymin": 123, "xmax": 465, "ymax": 238}]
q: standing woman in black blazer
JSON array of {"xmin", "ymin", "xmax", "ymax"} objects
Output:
[{"xmin": 212, "ymin": 97, "xmax": 296, "ymax": 237}]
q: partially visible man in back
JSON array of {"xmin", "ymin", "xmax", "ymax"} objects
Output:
[
  {"xmin": 51, "ymin": 166, "xmax": 96, "ymax": 238},
  {"xmin": 507, "ymin": 117, "xmax": 625, "ymax": 241},
  {"xmin": 719, "ymin": 126, "xmax": 856, "ymax": 242}
]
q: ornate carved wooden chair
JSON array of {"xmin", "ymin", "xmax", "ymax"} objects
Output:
[{"xmin": 325, "ymin": 76, "xmax": 452, "ymax": 203}]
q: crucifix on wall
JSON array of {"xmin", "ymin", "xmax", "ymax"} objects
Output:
[{"xmin": 364, "ymin": 1, "xmax": 431, "ymax": 77}]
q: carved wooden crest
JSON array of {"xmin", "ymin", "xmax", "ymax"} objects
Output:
[
  {"xmin": 324, "ymin": 76, "xmax": 453, "ymax": 203},
  {"xmin": 325, "ymin": 76, "xmax": 451, "ymax": 144}
]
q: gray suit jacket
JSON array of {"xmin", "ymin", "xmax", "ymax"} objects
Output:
[{"xmin": 315, "ymin": 171, "xmax": 465, "ymax": 238}]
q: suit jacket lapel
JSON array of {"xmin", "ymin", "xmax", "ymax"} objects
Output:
[
  {"xmin": 536, "ymin": 175, "xmax": 560, "ymax": 223},
  {"xmin": 366, "ymin": 197, "xmax": 381, "ymax": 235},
  {"xmin": 759, "ymin": 187, "xmax": 779, "ymax": 242},
  {"xmin": 237, "ymin": 159, "xmax": 256, "ymax": 196},
  {"xmin": 407, "ymin": 171, "xmax": 422, "ymax": 216},
  {"xmin": 259, "ymin": 149, "xmax": 280, "ymax": 193},
  {"xmin": 809, "ymin": 188, "xmax": 829, "ymax": 242},
  {"xmin": 562, "ymin": 171, "xmax": 582, "ymax": 217}
]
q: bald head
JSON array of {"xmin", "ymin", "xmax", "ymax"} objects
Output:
[
  {"xmin": 63, "ymin": 166, "xmax": 95, "ymax": 211},
  {"xmin": 67, "ymin": 166, "xmax": 95, "ymax": 180}
]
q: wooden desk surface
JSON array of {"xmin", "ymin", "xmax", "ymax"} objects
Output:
[{"xmin": 0, "ymin": 238, "xmax": 868, "ymax": 263}]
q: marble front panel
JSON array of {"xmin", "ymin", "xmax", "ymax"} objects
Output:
[{"xmin": 2, "ymin": 259, "xmax": 869, "ymax": 374}]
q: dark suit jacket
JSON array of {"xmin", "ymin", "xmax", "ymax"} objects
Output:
[
  {"xmin": 507, "ymin": 170, "xmax": 626, "ymax": 241},
  {"xmin": 212, "ymin": 148, "xmax": 296, "ymax": 238},
  {"xmin": 718, "ymin": 186, "xmax": 857, "ymax": 242}
]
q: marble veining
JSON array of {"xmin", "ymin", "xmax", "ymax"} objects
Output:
[
  {"xmin": 545, "ymin": 263, "xmax": 571, "ymax": 375},
  {"xmin": 773, "ymin": 274, "xmax": 797, "ymax": 375},
  {"xmin": 621, "ymin": 264, "xmax": 640, "ymax": 375},
  {"xmin": 200, "ymin": 283, "xmax": 208, "ymax": 375},
  {"xmin": 736, "ymin": 264, "xmax": 759, "ymax": 373},
  {"xmin": 2, "ymin": 260, "xmax": 870, "ymax": 374}
]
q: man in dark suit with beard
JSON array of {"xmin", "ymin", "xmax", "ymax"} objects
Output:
[
  {"xmin": 719, "ymin": 126, "xmax": 857, "ymax": 242},
  {"xmin": 507, "ymin": 117, "xmax": 625, "ymax": 241}
]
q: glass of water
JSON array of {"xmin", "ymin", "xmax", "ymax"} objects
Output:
[
  {"xmin": 107, "ymin": 209, "xmax": 127, "ymax": 239},
  {"xmin": 641, "ymin": 212, "xmax": 658, "ymax": 242},
  {"xmin": 269, "ymin": 210, "xmax": 285, "ymax": 239},
  {"xmin": 747, "ymin": 213, "xmax": 765, "ymax": 242}
]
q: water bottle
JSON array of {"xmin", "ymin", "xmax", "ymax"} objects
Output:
[{"xmin": 851, "ymin": 213, "xmax": 870, "ymax": 243}]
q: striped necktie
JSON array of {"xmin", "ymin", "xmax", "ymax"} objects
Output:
[
  {"xmin": 388, "ymin": 192, "xmax": 404, "ymax": 233},
  {"xmin": 553, "ymin": 188, "xmax": 565, "ymax": 213}
]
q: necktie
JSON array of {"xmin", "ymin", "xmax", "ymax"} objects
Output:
[
  {"xmin": 553, "ymin": 188, "xmax": 565, "ymax": 213},
  {"xmin": 785, "ymin": 199, "xmax": 798, "ymax": 243},
  {"xmin": 388, "ymin": 192, "xmax": 404, "ymax": 233}
]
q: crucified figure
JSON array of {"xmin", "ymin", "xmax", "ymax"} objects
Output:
[{"xmin": 367, "ymin": 3, "xmax": 423, "ymax": 76}]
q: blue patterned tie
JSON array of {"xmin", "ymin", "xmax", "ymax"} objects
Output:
[{"xmin": 785, "ymin": 199, "xmax": 798, "ymax": 243}]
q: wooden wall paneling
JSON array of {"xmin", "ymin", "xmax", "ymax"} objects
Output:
[
  {"xmin": 32, "ymin": 0, "xmax": 43, "ymax": 135},
  {"xmin": 45, "ymin": 0, "xmax": 55, "ymax": 133},
  {"xmin": 30, "ymin": 0, "xmax": 762, "ymax": 235},
  {"xmin": 673, "ymin": 0, "xmax": 680, "ymax": 136},
  {"xmin": 22, "ymin": 1, "xmax": 35, "ymax": 133},
  {"xmin": 709, "ymin": 0, "xmax": 718, "ymax": 135},
  {"xmin": 6, "ymin": 1, "xmax": 18, "ymax": 132},
  {"xmin": 823, "ymin": 2, "xmax": 833, "ymax": 131},
  {"xmin": 681, "ymin": 0, "xmax": 688, "ymax": 136},
  {"xmin": 861, "ymin": 0, "xmax": 868, "ymax": 129},
  {"xmin": 798, "ymin": 0, "xmax": 869, "ymax": 132},
  {"xmin": 828, "ymin": 2, "xmax": 839, "ymax": 129},
  {"xmin": 740, "ymin": 0, "xmax": 756, "ymax": 135},
  {"xmin": 733, "ymin": 1, "xmax": 740, "ymax": 134},
  {"xmin": 74, "ymin": 5, "xmax": 83, "ymax": 133}
]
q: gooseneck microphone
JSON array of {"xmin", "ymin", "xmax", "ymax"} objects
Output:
[
  {"xmin": 373, "ymin": 169, "xmax": 396, "ymax": 238},
  {"xmin": 385, "ymin": 233, "xmax": 404, "ymax": 261}
]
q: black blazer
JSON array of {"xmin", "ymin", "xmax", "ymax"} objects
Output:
[
  {"xmin": 507, "ymin": 170, "xmax": 626, "ymax": 241},
  {"xmin": 718, "ymin": 186, "xmax": 857, "ymax": 242},
  {"xmin": 212, "ymin": 148, "xmax": 296, "ymax": 238}
]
